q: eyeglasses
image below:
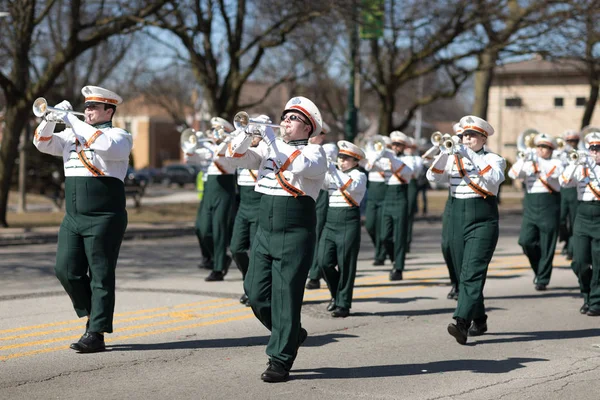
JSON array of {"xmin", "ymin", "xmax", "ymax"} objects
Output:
[
  {"xmin": 590, "ymin": 146, "xmax": 600, "ymax": 152},
  {"xmin": 281, "ymin": 113, "xmax": 309, "ymax": 125},
  {"xmin": 536, "ymin": 145, "xmax": 552, "ymax": 150}
]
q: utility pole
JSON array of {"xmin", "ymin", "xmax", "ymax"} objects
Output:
[
  {"xmin": 17, "ymin": 124, "xmax": 30, "ymax": 213},
  {"xmin": 345, "ymin": 0, "xmax": 359, "ymax": 143}
]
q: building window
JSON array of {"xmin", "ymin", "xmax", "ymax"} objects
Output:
[
  {"xmin": 576, "ymin": 97, "xmax": 586, "ymax": 107},
  {"xmin": 505, "ymin": 97, "xmax": 522, "ymax": 107},
  {"xmin": 554, "ymin": 97, "xmax": 564, "ymax": 107}
]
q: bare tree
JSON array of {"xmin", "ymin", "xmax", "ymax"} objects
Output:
[
  {"xmin": 0, "ymin": 0, "xmax": 170, "ymax": 227},
  {"xmin": 148, "ymin": 0, "xmax": 332, "ymax": 121},
  {"xmin": 360, "ymin": 0, "xmax": 476, "ymax": 134}
]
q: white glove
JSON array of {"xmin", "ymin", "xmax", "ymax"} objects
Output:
[
  {"xmin": 261, "ymin": 126, "xmax": 277, "ymax": 146},
  {"xmin": 54, "ymin": 100, "xmax": 73, "ymax": 111},
  {"xmin": 328, "ymin": 161, "xmax": 337, "ymax": 175}
]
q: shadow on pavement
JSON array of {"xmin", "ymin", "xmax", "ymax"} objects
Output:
[
  {"xmin": 107, "ymin": 333, "xmax": 358, "ymax": 352},
  {"xmin": 486, "ymin": 290, "xmax": 580, "ymax": 301},
  {"xmin": 351, "ymin": 306, "xmax": 504, "ymax": 318},
  {"xmin": 291, "ymin": 357, "xmax": 547, "ymax": 380},
  {"xmin": 480, "ymin": 328, "xmax": 600, "ymax": 345}
]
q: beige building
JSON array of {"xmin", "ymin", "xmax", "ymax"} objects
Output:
[{"xmin": 487, "ymin": 57, "xmax": 600, "ymax": 162}]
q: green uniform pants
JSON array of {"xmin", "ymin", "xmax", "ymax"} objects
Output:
[
  {"xmin": 319, "ymin": 207, "xmax": 361, "ymax": 309},
  {"xmin": 449, "ymin": 196, "xmax": 499, "ymax": 323},
  {"xmin": 194, "ymin": 198, "xmax": 212, "ymax": 263},
  {"xmin": 571, "ymin": 201, "xmax": 600, "ymax": 310},
  {"xmin": 55, "ymin": 177, "xmax": 128, "ymax": 334},
  {"xmin": 365, "ymin": 181, "xmax": 388, "ymax": 263},
  {"xmin": 441, "ymin": 194, "xmax": 457, "ymax": 286},
  {"xmin": 407, "ymin": 179, "xmax": 418, "ymax": 251},
  {"xmin": 244, "ymin": 195, "xmax": 316, "ymax": 371},
  {"xmin": 518, "ymin": 192, "xmax": 561, "ymax": 285},
  {"xmin": 230, "ymin": 186, "xmax": 262, "ymax": 278},
  {"xmin": 307, "ymin": 189, "xmax": 329, "ymax": 280},
  {"xmin": 560, "ymin": 187, "xmax": 579, "ymax": 261},
  {"xmin": 196, "ymin": 175, "xmax": 236, "ymax": 272},
  {"xmin": 381, "ymin": 185, "xmax": 409, "ymax": 271}
]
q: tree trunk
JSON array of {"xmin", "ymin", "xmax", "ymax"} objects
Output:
[
  {"xmin": 472, "ymin": 50, "xmax": 499, "ymax": 119},
  {"xmin": 378, "ymin": 92, "xmax": 395, "ymax": 135},
  {"xmin": 0, "ymin": 107, "xmax": 28, "ymax": 227},
  {"xmin": 581, "ymin": 76, "xmax": 599, "ymax": 129}
]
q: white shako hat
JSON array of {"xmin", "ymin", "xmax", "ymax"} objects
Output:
[
  {"xmin": 322, "ymin": 143, "xmax": 339, "ymax": 161},
  {"xmin": 381, "ymin": 135, "xmax": 392, "ymax": 146},
  {"xmin": 562, "ymin": 129, "xmax": 580, "ymax": 141},
  {"xmin": 82, "ymin": 85, "xmax": 123, "ymax": 107},
  {"xmin": 389, "ymin": 131, "xmax": 408, "ymax": 144},
  {"xmin": 452, "ymin": 122, "xmax": 464, "ymax": 136},
  {"xmin": 406, "ymin": 136, "xmax": 417, "ymax": 148},
  {"xmin": 584, "ymin": 130, "xmax": 600, "ymax": 148},
  {"xmin": 534, "ymin": 133, "xmax": 557, "ymax": 149},
  {"xmin": 282, "ymin": 96, "xmax": 323, "ymax": 137},
  {"xmin": 337, "ymin": 140, "xmax": 365, "ymax": 160},
  {"xmin": 321, "ymin": 121, "xmax": 331, "ymax": 135},
  {"xmin": 210, "ymin": 116, "xmax": 235, "ymax": 133},
  {"xmin": 459, "ymin": 115, "xmax": 494, "ymax": 137}
]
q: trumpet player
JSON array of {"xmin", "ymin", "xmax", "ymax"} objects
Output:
[
  {"xmin": 427, "ymin": 116, "xmax": 505, "ymax": 345},
  {"xmin": 185, "ymin": 117, "xmax": 236, "ymax": 282},
  {"xmin": 560, "ymin": 131, "xmax": 600, "ymax": 316},
  {"xmin": 318, "ymin": 141, "xmax": 367, "ymax": 318},
  {"xmin": 33, "ymin": 86, "xmax": 131, "ymax": 353},
  {"xmin": 365, "ymin": 131, "xmax": 413, "ymax": 281},
  {"xmin": 305, "ymin": 123, "xmax": 332, "ymax": 290},
  {"xmin": 559, "ymin": 130, "xmax": 582, "ymax": 261},
  {"xmin": 509, "ymin": 133, "xmax": 563, "ymax": 291},
  {"xmin": 364, "ymin": 135, "xmax": 392, "ymax": 266},
  {"xmin": 224, "ymin": 96, "xmax": 327, "ymax": 382}
]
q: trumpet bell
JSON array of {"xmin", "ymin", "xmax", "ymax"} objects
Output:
[
  {"xmin": 234, "ymin": 112, "xmax": 250, "ymax": 130},
  {"xmin": 180, "ymin": 128, "xmax": 199, "ymax": 153},
  {"xmin": 32, "ymin": 98, "xmax": 48, "ymax": 117},
  {"xmin": 430, "ymin": 131, "xmax": 443, "ymax": 146}
]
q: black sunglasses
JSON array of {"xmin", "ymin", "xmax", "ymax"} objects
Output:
[{"xmin": 281, "ymin": 113, "xmax": 309, "ymax": 125}]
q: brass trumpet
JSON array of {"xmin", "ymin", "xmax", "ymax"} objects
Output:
[
  {"xmin": 233, "ymin": 111, "xmax": 281, "ymax": 132},
  {"xmin": 180, "ymin": 128, "xmax": 216, "ymax": 154},
  {"xmin": 364, "ymin": 135, "xmax": 387, "ymax": 160},
  {"xmin": 32, "ymin": 97, "xmax": 85, "ymax": 121}
]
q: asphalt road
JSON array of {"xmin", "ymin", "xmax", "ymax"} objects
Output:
[{"xmin": 1, "ymin": 212, "xmax": 599, "ymax": 400}]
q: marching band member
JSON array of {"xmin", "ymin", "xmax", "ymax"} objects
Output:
[
  {"xmin": 319, "ymin": 141, "xmax": 367, "ymax": 318},
  {"xmin": 186, "ymin": 118, "xmax": 236, "ymax": 282},
  {"xmin": 305, "ymin": 122, "xmax": 331, "ymax": 290},
  {"xmin": 224, "ymin": 96, "xmax": 326, "ymax": 382},
  {"xmin": 441, "ymin": 124, "xmax": 463, "ymax": 300},
  {"xmin": 364, "ymin": 135, "xmax": 392, "ymax": 266},
  {"xmin": 404, "ymin": 136, "xmax": 423, "ymax": 253},
  {"xmin": 427, "ymin": 116, "xmax": 505, "ymax": 345},
  {"xmin": 560, "ymin": 130, "xmax": 600, "ymax": 316},
  {"xmin": 509, "ymin": 133, "xmax": 563, "ymax": 290},
  {"xmin": 365, "ymin": 131, "xmax": 413, "ymax": 280},
  {"xmin": 559, "ymin": 130, "xmax": 582, "ymax": 261},
  {"xmin": 229, "ymin": 117, "xmax": 269, "ymax": 305},
  {"xmin": 33, "ymin": 86, "xmax": 132, "ymax": 353}
]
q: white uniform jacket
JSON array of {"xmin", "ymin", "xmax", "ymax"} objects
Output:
[
  {"xmin": 560, "ymin": 162, "xmax": 600, "ymax": 202},
  {"xmin": 224, "ymin": 132, "xmax": 326, "ymax": 201},
  {"xmin": 33, "ymin": 117, "xmax": 132, "ymax": 182},
  {"xmin": 427, "ymin": 147, "xmax": 505, "ymax": 199},
  {"xmin": 185, "ymin": 142, "xmax": 236, "ymax": 178},
  {"xmin": 325, "ymin": 167, "xmax": 367, "ymax": 208},
  {"xmin": 365, "ymin": 150, "xmax": 413, "ymax": 186},
  {"xmin": 508, "ymin": 157, "xmax": 563, "ymax": 193}
]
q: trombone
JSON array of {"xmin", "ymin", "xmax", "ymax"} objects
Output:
[{"xmin": 32, "ymin": 98, "xmax": 85, "ymax": 121}]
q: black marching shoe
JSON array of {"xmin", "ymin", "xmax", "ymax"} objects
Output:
[
  {"xmin": 447, "ymin": 318, "xmax": 469, "ymax": 345},
  {"xmin": 70, "ymin": 320, "xmax": 90, "ymax": 350},
  {"xmin": 305, "ymin": 279, "xmax": 321, "ymax": 290},
  {"xmin": 205, "ymin": 271, "xmax": 225, "ymax": 281},
  {"xmin": 331, "ymin": 307, "xmax": 350, "ymax": 318},
  {"xmin": 580, "ymin": 303, "xmax": 589, "ymax": 314},
  {"xmin": 447, "ymin": 285, "xmax": 458, "ymax": 300},
  {"xmin": 261, "ymin": 360, "xmax": 289, "ymax": 383},
  {"xmin": 326, "ymin": 299, "xmax": 336, "ymax": 312},
  {"xmin": 468, "ymin": 320, "xmax": 488, "ymax": 336},
  {"xmin": 389, "ymin": 269, "xmax": 403, "ymax": 281},
  {"xmin": 372, "ymin": 259, "xmax": 385, "ymax": 266},
  {"xmin": 72, "ymin": 332, "xmax": 105, "ymax": 353},
  {"xmin": 587, "ymin": 308, "xmax": 600, "ymax": 316},
  {"xmin": 535, "ymin": 283, "xmax": 547, "ymax": 291},
  {"xmin": 240, "ymin": 294, "xmax": 250, "ymax": 306},
  {"xmin": 298, "ymin": 327, "xmax": 307, "ymax": 348},
  {"xmin": 222, "ymin": 255, "xmax": 232, "ymax": 277}
]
